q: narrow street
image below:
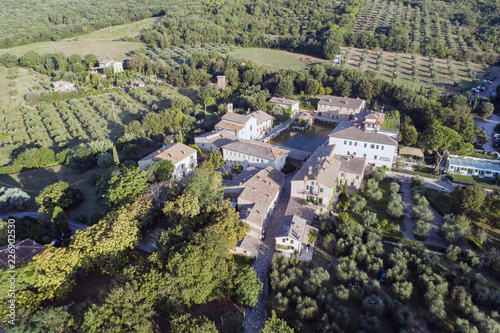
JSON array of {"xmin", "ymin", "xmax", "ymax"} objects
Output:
[{"xmin": 242, "ymin": 173, "xmax": 293, "ymax": 333}]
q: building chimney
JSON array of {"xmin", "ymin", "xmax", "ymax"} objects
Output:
[
  {"xmin": 247, "ymin": 108, "xmax": 251, "ymax": 113},
  {"xmin": 308, "ymin": 166, "xmax": 313, "ymax": 175},
  {"xmin": 227, "ymin": 103, "xmax": 233, "ymax": 113},
  {"xmin": 217, "ymin": 75, "xmax": 226, "ymax": 91}
]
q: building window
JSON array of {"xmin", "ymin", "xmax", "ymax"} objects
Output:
[
  {"xmin": 370, "ymin": 144, "xmax": 375, "ymax": 149},
  {"xmin": 311, "ymin": 181, "xmax": 315, "ymax": 185},
  {"xmin": 306, "ymin": 186, "xmax": 309, "ymax": 190},
  {"xmin": 290, "ymin": 240, "xmax": 294, "ymax": 244},
  {"xmin": 349, "ymin": 141, "xmax": 352, "ymax": 145},
  {"xmin": 356, "ymin": 175, "xmax": 360, "ymax": 179},
  {"xmin": 364, "ymin": 143, "xmax": 367, "ymax": 148},
  {"xmin": 341, "ymin": 172, "xmax": 344, "ymax": 177},
  {"xmin": 374, "ymin": 155, "xmax": 378, "ymax": 160},
  {"xmin": 320, "ymin": 188, "xmax": 324, "ymax": 193},
  {"xmin": 353, "ymin": 152, "xmax": 356, "ymax": 156},
  {"xmin": 381, "ymin": 146, "xmax": 384, "ymax": 150},
  {"xmin": 347, "ymin": 151, "xmax": 350, "ymax": 155},
  {"xmin": 376, "ymin": 145, "xmax": 379, "ymax": 149},
  {"xmin": 282, "ymin": 238, "xmax": 286, "ymax": 242},
  {"xmin": 344, "ymin": 140, "xmax": 347, "ymax": 145},
  {"xmin": 363, "ymin": 153, "xmax": 366, "ymax": 158},
  {"xmin": 354, "ymin": 142, "xmax": 358, "ymax": 146}
]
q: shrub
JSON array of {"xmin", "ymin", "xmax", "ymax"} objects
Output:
[
  {"xmin": 413, "ymin": 220, "xmax": 431, "ymax": 240},
  {"xmin": 0, "ymin": 187, "xmax": 30, "ymax": 213},
  {"xmin": 231, "ymin": 163, "xmax": 243, "ymax": 174},
  {"xmin": 350, "ymin": 194, "xmax": 367, "ymax": 212}
]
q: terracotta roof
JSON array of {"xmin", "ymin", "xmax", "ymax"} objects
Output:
[
  {"xmin": 237, "ymin": 166, "xmax": 285, "ymax": 226},
  {"xmin": 215, "ymin": 120, "xmax": 245, "ymax": 132},
  {"xmin": 221, "ymin": 112, "xmax": 251, "ymax": 124},
  {"xmin": 329, "ymin": 126, "xmax": 397, "ymax": 146},
  {"xmin": 318, "ymin": 95, "xmax": 365, "ymax": 109},
  {"xmin": 0, "ymin": 239, "xmax": 44, "ymax": 269},
  {"xmin": 222, "ymin": 140, "xmax": 290, "ymax": 162},
  {"xmin": 99, "ymin": 59, "xmax": 113, "ymax": 65},
  {"xmin": 269, "ymin": 97, "xmax": 300, "ymax": 106},
  {"xmin": 292, "ymin": 145, "xmax": 341, "ymax": 188},
  {"xmin": 196, "ymin": 130, "xmax": 238, "ymax": 148},
  {"xmin": 335, "ymin": 155, "xmax": 366, "ymax": 175},
  {"xmin": 248, "ymin": 110, "xmax": 273, "ymax": 124},
  {"xmin": 139, "ymin": 142, "xmax": 197, "ymax": 166}
]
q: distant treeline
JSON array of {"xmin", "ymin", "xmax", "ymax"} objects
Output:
[{"xmin": 0, "ymin": 0, "xmax": 166, "ymax": 48}]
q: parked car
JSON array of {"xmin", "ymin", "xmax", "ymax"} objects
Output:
[
  {"xmin": 379, "ymin": 270, "xmax": 387, "ymax": 284},
  {"xmin": 491, "ymin": 92, "xmax": 498, "ymax": 97},
  {"xmin": 486, "ymin": 76, "xmax": 497, "ymax": 81}
]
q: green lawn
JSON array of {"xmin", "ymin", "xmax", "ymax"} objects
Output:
[
  {"xmin": 425, "ymin": 189, "xmax": 452, "ymax": 216},
  {"xmin": 228, "ymin": 48, "xmax": 321, "ymax": 71},
  {"xmin": 381, "ymin": 118, "xmax": 399, "ymax": 131}
]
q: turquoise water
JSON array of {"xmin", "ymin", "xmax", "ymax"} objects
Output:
[{"xmin": 269, "ymin": 122, "xmax": 337, "ymax": 152}]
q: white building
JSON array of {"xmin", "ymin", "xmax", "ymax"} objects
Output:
[
  {"xmin": 328, "ymin": 126, "xmax": 397, "ymax": 168},
  {"xmin": 225, "ymin": 166, "xmax": 285, "ymax": 257},
  {"xmin": 98, "ymin": 59, "xmax": 123, "ymax": 73},
  {"xmin": 222, "ymin": 140, "xmax": 290, "ymax": 171},
  {"xmin": 194, "ymin": 130, "xmax": 238, "ymax": 154},
  {"xmin": 269, "ymin": 97, "xmax": 300, "ymax": 115},
  {"xmin": 316, "ymin": 96, "xmax": 366, "ymax": 120},
  {"xmin": 275, "ymin": 215, "xmax": 318, "ymax": 254},
  {"xmin": 215, "ymin": 109, "xmax": 273, "ymax": 140},
  {"xmin": 51, "ymin": 81, "xmax": 76, "ymax": 92},
  {"xmin": 328, "ymin": 112, "xmax": 398, "ymax": 168},
  {"xmin": 446, "ymin": 155, "xmax": 500, "ymax": 179},
  {"xmin": 138, "ymin": 142, "xmax": 197, "ymax": 181}
]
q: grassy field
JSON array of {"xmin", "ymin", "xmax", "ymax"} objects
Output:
[
  {"xmin": 0, "ymin": 17, "xmax": 159, "ymax": 60},
  {"xmin": 0, "ymin": 164, "xmax": 103, "ymax": 219},
  {"xmin": 228, "ymin": 48, "xmax": 322, "ymax": 71}
]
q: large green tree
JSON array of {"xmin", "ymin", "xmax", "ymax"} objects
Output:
[
  {"xmin": 419, "ymin": 125, "xmax": 463, "ymax": 172},
  {"xmin": 450, "ymin": 185, "xmax": 486, "ymax": 216},
  {"xmin": 95, "ymin": 163, "xmax": 148, "ymax": 209},
  {"xmin": 262, "ymin": 310, "xmax": 294, "ymax": 333},
  {"xmin": 234, "ymin": 266, "xmax": 263, "ymax": 306},
  {"xmin": 36, "ymin": 181, "xmax": 74, "ymax": 213},
  {"xmin": 82, "ymin": 282, "xmax": 155, "ymax": 333},
  {"xmin": 184, "ymin": 168, "xmax": 223, "ymax": 208},
  {"xmin": 170, "ymin": 314, "xmax": 218, "ymax": 333}
]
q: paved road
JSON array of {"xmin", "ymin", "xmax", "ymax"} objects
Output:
[
  {"xmin": 242, "ymin": 173, "xmax": 293, "ymax": 333},
  {"xmin": 477, "ymin": 66, "xmax": 500, "ymax": 99},
  {"xmin": 0, "ymin": 211, "xmax": 89, "ymax": 235},
  {"xmin": 474, "ymin": 113, "xmax": 500, "ymax": 152}
]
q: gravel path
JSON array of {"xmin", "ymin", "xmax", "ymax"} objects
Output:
[
  {"xmin": 397, "ymin": 175, "xmax": 447, "ymax": 248},
  {"xmin": 242, "ymin": 173, "xmax": 293, "ymax": 333}
]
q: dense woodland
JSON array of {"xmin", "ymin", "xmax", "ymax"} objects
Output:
[
  {"xmin": 140, "ymin": 0, "xmax": 500, "ymax": 64},
  {"xmin": 0, "ymin": 0, "xmax": 165, "ymax": 48}
]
